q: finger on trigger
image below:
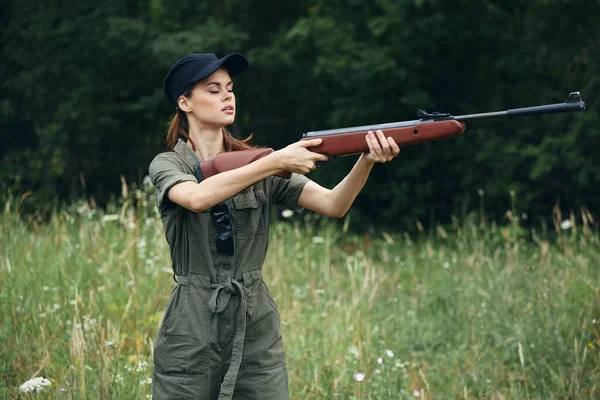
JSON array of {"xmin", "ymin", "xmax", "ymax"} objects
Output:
[{"xmin": 311, "ymin": 152, "xmax": 328, "ymax": 161}]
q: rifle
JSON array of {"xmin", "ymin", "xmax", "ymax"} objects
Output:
[{"xmin": 197, "ymin": 92, "xmax": 585, "ymax": 180}]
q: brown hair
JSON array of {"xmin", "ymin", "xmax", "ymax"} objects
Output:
[{"xmin": 166, "ymin": 86, "xmax": 255, "ymax": 152}]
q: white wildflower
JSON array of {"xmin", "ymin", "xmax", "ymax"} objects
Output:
[
  {"xmin": 353, "ymin": 372, "xmax": 365, "ymax": 382},
  {"xmin": 19, "ymin": 377, "xmax": 52, "ymax": 393},
  {"xmin": 443, "ymin": 262, "xmax": 450, "ymax": 269},
  {"xmin": 413, "ymin": 389, "xmax": 421, "ymax": 397},
  {"xmin": 136, "ymin": 360, "xmax": 149, "ymax": 372},
  {"xmin": 385, "ymin": 349, "xmax": 394, "ymax": 358},
  {"xmin": 83, "ymin": 316, "xmax": 97, "ymax": 330},
  {"xmin": 375, "ymin": 368, "xmax": 382, "ymax": 374},
  {"xmin": 312, "ymin": 236, "xmax": 325, "ymax": 244},
  {"xmin": 348, "ymin": 345, "xmax": 359, "ymax": 357},
  {"xmin": 141, "ymin": 377, "xmax": 152, "ymax": 385},
  {"xmin": 102, "ymin": 214, "xmax": 119, "ymax": 222},
  {"xmin": 281, "ymin": 209, "xmax": 294, "ymax": 219},
  {"xmin": 560, "ymin": 219, "xmax": 572, "ymax": 230},
  {"xmin": 137, "ymin": 238, "xmax": 147, "ymax": 254},
  {"xmin": 377, "ymin": 357, "xmax": 383, "ymax": 364},
  {"xmin": 106, "ymin": 341, "xmax": 114, "ymax": 347}
]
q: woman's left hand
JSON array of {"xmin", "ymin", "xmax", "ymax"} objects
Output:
[{"xmin": 362, "ymin": 130, "xmax": 401, "ymax": 164}]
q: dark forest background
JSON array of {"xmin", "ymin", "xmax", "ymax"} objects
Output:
[{"xmin": 1, "ymin": 0, "xmax": 598, "ymax": 230}]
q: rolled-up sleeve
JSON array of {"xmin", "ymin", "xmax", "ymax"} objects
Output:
[
  {"xmin": 268, "ymin": 173, "xmax": 310, "ymax": 210},
  {"xmin": 148, "ymin": 153, "xmax": 198, "ymax": 212}
]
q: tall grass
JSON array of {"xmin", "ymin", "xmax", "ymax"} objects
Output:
[{"xmin": 1, "ymin": 187, "xmax": 598, "ymax": 399}]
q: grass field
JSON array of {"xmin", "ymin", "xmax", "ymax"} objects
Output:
[{"xmin": 1, "ymin": 190, "xmax": 599, "ymax": 399}]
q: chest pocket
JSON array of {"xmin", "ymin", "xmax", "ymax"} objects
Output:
[
  {"xmin": 232, "ymin": 187, "xmax": 267, "ymax": 239},
  {"xmin": 188, "ymin": 210, "xmax": 212, "ymax": 240}
]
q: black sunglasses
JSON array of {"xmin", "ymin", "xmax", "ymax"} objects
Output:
[
  {"xmin": 194, "ymin": 161, "xmax": 234, "ymax": 256},
  {"xmin": 211, "ymin": 202, "xmax": 235, "ymax": 256}
]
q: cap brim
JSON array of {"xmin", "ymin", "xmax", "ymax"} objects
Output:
[{"xmin": 188, "ymin": 53, "xmax": 249, "ymax": 86}]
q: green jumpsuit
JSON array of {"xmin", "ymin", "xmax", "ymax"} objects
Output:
[{"xmin": 149, "ymin": 139, "xmax": 309, "ymax": 400}]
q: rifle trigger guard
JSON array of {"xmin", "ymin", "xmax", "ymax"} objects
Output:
[{"xmin": 316, "ymin": 157, "xmax": 336, "ymax": 169}]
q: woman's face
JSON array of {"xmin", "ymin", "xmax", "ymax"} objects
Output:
[{"xmin": 180, "ymin": 68, "xmax": 236, "ymax": 128}]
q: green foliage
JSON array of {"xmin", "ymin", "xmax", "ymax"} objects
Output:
[
  {"xmin": 1, "ymin": 200, "xmax": 599, "ymax": 398},
  {"xmin": 1, "ymin": 0, "xmax": 599, "ymax": 229}
]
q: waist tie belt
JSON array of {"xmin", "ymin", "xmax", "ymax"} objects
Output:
[{"xmin": 209, "ymin": 276, "xmax": 256, "ymax": 400}]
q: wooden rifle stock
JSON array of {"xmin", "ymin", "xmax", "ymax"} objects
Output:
[
  {"xmin": 199, "ymin": 148, "xmax": 292, "ymax": 180},
  {"xmin": 199, "ymin": 92, "xmax": 585, "ymax": 179}
]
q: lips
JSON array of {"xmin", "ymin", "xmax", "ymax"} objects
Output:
[{"xmin": 222, "ymin": 106, "xmax": 234, "ymax": 112}]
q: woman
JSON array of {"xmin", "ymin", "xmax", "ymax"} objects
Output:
[{"xmin": 149, "ymin": 52, "xmax": 399, "ymax": 400}]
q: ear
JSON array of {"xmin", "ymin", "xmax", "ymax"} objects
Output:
[{"xmin": 178, "ymin": 95, "xmax": 192, "ymax": 112}]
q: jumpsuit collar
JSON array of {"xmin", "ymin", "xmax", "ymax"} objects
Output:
[{"xmin": 173, "ymin": 139, "xmax": 201, "ymax": 170}]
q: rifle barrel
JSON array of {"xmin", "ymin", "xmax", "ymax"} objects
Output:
[
  {"xmin": 303, "ymin": 92, "xmax": 585, "ymax": 137},
  {"xmin": 454, "ymin": 92, "xmax": 585, "ymax": 121}
]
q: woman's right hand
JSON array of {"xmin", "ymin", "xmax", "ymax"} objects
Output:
[{"xmin": 275, "ymin": 139, "xmax": 329, "ymax": 174}]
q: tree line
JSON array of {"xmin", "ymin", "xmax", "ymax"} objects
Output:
[{"xmin": 1, "ymin": 0, "xmax": 598, "ymax": 229}]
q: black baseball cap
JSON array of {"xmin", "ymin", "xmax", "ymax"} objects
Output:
[{"xmin": 163, "ymin": 53, "xmax": 249, "ymax": 106}]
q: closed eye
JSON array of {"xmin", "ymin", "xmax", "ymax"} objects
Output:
[
  {"xmin": 206, "ymin": 80, "xmax": 234, "ymax": 93},
  {"xmin": 209, "ymin": 88, "xmax": 233, "ymax": 94}
]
